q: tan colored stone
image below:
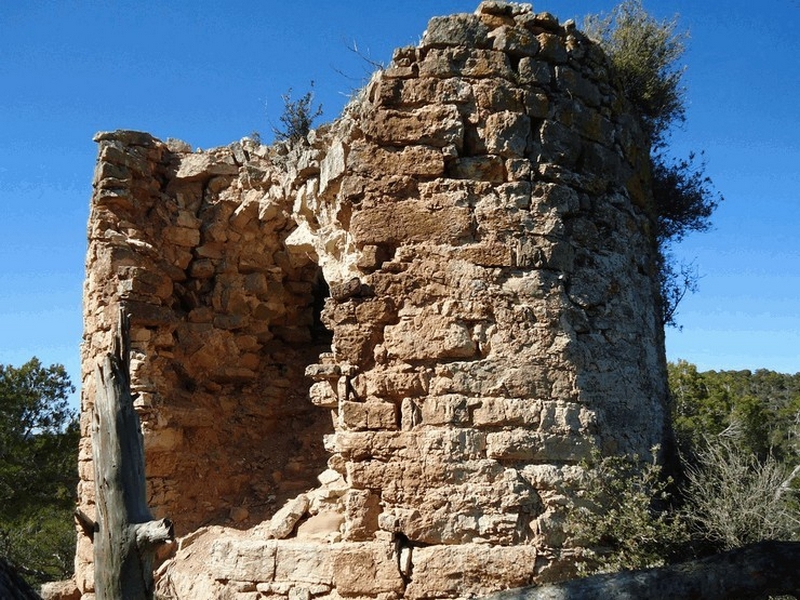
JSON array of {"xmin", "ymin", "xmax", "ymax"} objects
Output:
[
  {"xmin": 486, "ymin": 430, "xmax": 594, "ymax": 462},
  {"xmin": 364, "ymin": 105, "xmax": 464, "ymax": 149},
  {"xmin": 485, "ymin": 111, "xmax": 531, "ymax": 157},
  {"xmin": 41, "ymin": 579, "xmax": 81, "ymax": 600},
  {"xmin": 404, "ymin": 544, "xmax": 539, "ymax": 600},
  {"xmin": 332, "ymin": 543, "xmax": 405, "ymax": 595},
  {"xmin": 309, "ymin": 380, "xmax": 338, "ymax": 408},
  {"xmin": 350, "ymin": 198, "xmax": 472, "ymax": 247},
  {"xmin": 419, "ymin": 47, "xmax": 514, "ymax": 79},
  {"xmin": 210, "ymin": 538, "xmax": 277, "ymax": 582},
  {"xmin": 341, "ymin": 401, "xmax": 398, "ymax": 431},
  {"xmin": 343, "ymin": 489, "xmax": 381, "ymax": 541},
  {"xmin": 265, "ymin": 495, "xmax": 310, "ymax": 539},
  {"xmin": 274, "ymin": 542, "xmax": 335, "ymax": 585},
  {"xmin": 295, "ymin": 511, "xmax": 344, "ymax": 541},
  {"xmin": 384, "ymin": 315, "xmax": 477, "ymax": 361}
]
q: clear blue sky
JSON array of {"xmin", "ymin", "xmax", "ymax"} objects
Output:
[{"xmin": 1, "ymin": 1, "xmax": 798, "ymax": 409}]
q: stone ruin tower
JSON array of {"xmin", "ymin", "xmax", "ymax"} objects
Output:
[{"xmin": 75, "ymin": 2, "xmax": 668, "ymax": 598}]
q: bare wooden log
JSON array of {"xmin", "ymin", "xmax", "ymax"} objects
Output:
[
  {"xmin": 482, "ymin": 541, "xmax": 800, "ymax": 600},
  {"xmin": 91, "ymin": 310, "xmax": 174, "ymax": 599}
]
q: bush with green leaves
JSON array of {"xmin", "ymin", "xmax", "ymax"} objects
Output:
[
  {"xmin": 566, "ymin": 448, "xmax": 690, "ymax": 575},
  {"xmin": 566, "ymin": 435, "xmax": 799, "ymax": 578}
]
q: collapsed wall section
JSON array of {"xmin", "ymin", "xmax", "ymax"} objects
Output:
[
  {"xmin": 78, "ymin": 133, "xmax": 335, "ymax": 593},
  {"xmin": 77, "ymin": 2, "xmax": 668, "ymax": 599}
]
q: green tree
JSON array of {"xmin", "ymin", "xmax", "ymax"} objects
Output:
[
  {"xmin": 585, "ymin": 1, "xmax": 722, "ymax": 326},
  {"xmin": 668, "ymin": 360, "xmax": 800, "ymax": 462},
  {"xmin": 272, "ymin": 82, "xmax": 323, "ymax": 144},
  {"xmin": 0, "ymin": 358, "xmax": 79, "ymax": 585}
]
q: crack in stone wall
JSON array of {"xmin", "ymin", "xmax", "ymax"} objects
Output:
[{"xmin": 73, "ymin": 2, "xmax": 668, "ymax": 599}]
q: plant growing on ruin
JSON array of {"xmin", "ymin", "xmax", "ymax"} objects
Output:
[
  {"xmin": 272, "ymin": 82, "xmax": 324, "ymax": 144},
  {"xmin": 584, "ymin": 0, "xmax": 686, "ymax": 150},
  {"xmin": 586, "ymin": 1, "xmax": 722, "ymax": 327},
  {"xmin": 566, "ymin": 448, "xmax": 691, "ymax": 574}
]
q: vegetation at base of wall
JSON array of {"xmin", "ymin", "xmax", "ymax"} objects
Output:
[
  {"xmin": 566, "ymin": 448, "xmax": 691, "ymax": 574},
  {"xmin": 568, "ymin": 361, "xmax": 800, "ymax": 576},
  {"xmin": 684, "ymin": 437, "xmax": 799, "ymax": 550},
  {"xmin": 0, "ymin": 358, "xmax": 78, "ymax": 586},
  {"xmin": 585, "ymin": 0, "xmax": 722, "ymax": 327}
]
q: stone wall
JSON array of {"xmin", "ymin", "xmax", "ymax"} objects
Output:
[{"xmin": 75, "ymin": 2, "xmax": 667, "ymax": 599}]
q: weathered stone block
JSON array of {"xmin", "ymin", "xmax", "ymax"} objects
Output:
[
  {"xmin": 364, "ymin": 105, "xmax": 464, "ymax": 149},
  {"xmin": 419, "ymin": 47, "xmax": 514, "ymax": 80},
  {"xmin": 454, "ymin": 242, "xmax": 515, "ymax": 267},
  {"xmin": 332, "ymin": 543, "xmax": 404, "ymax": 595},
  {"xmin": 473, "ymin": 397, "xmax": 543, "ymax": 427},
  {"xmin": 484, "ymin": 111, "xmax": 531, "ymax": 157},
  {"xmin": 486, "ymin": 430, "xmax": 593, "ymax": 462},
  {"xmin": 274, "ymin": 542, "xmax": 335, "ymax": 586},
  {"xmin": 163, "ymin": 225, "xmax": 201, "ymax": 247},
  {"xmin": 309, "ymin": 380, "xmax": 338, "ymax": 408},
  {"xmin": 341, "ymin": 401, "xmax": 397, "ymax": 431},
  {"xmin": 210, "ymin": 539, "xmax": 277, "ymax": 582},
  {"xmin": 384, "ymin": 316, "xmax": 477, "ymax": 361},
  {"xmin": 377, "ymin": 77, "xmax": 474, "ymax": 109},
  {"xmin": 350, "ymin": 199, "xmax": 473, "ymax": 246},
  {"xmin": 264, "ymin": 495, "xmax": 309, "ymax": 539},
  {"xmin": 295, "ymin": 511, "xmax": 344, "ymax": 542},
  {"xmin": 404, "ymin": 544, "xmax": 539, "ymax": 600},
  {"xmin": 176, "ymin": 153, "xmax": 238, "ymax": 180},
  {"xmin": 536, "ymin": 32, "xmax": 568, "ymax": 63},
  {"xmin": 421, "ymin": 15, "xmax": 491, "ymax": 49},
  {"xmin": 472, "ymin": 79, "xmax": 526, "ymax": 113},
  {"xmin": 363, "ymin": 368, "xmax": 428, "ymax": 401},
  {"xmin": 343, "ymin": 490, "xmax": 381, "ymax": 541},
  {"xmin": 447, "ymin": 155, "xmax": 506, "ymax": 183},
  {"xmin": 489, "ymin": 24, "xmax": 540, "ymax": 56},
  {"xmin": 555, "ymin": 65, "xmax": 602, "ymax": 107},
  {"xmin": 419, "ymin": 394, "xmax": 471, "ymax": 426}
]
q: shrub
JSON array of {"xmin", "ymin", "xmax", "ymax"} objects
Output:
[
  {"xmin": 566, "ymin": 448, "xmax": 690, "ymax": 575},
  {"xmin": 272, "ymin": 82, "xmax": 323, "ymax": 144},
  {"xmin": 684, "ymin": 436, "xmax": 800, "ymax": 551}
]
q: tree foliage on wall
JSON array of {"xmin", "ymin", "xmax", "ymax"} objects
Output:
[
  {"xmin": 585, "ymin": 0, "xmax": 722, "ymax": 326},
  {"xmin": 0, "ymin": 358, "xmax": 78, "ymax": 586}
]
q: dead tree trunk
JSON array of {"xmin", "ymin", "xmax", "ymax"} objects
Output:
[
  {"xmin": 91, "ymin": 311, "xmax": 174, "ymax": 599},
  {"xmin": 482, "ymin": 541, "xmax": 800, "ymax": 600}
]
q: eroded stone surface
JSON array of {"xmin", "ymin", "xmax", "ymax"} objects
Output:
[{"xmin": 74, "ymin": 2, "xmax": 667, "ymax": 599}]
